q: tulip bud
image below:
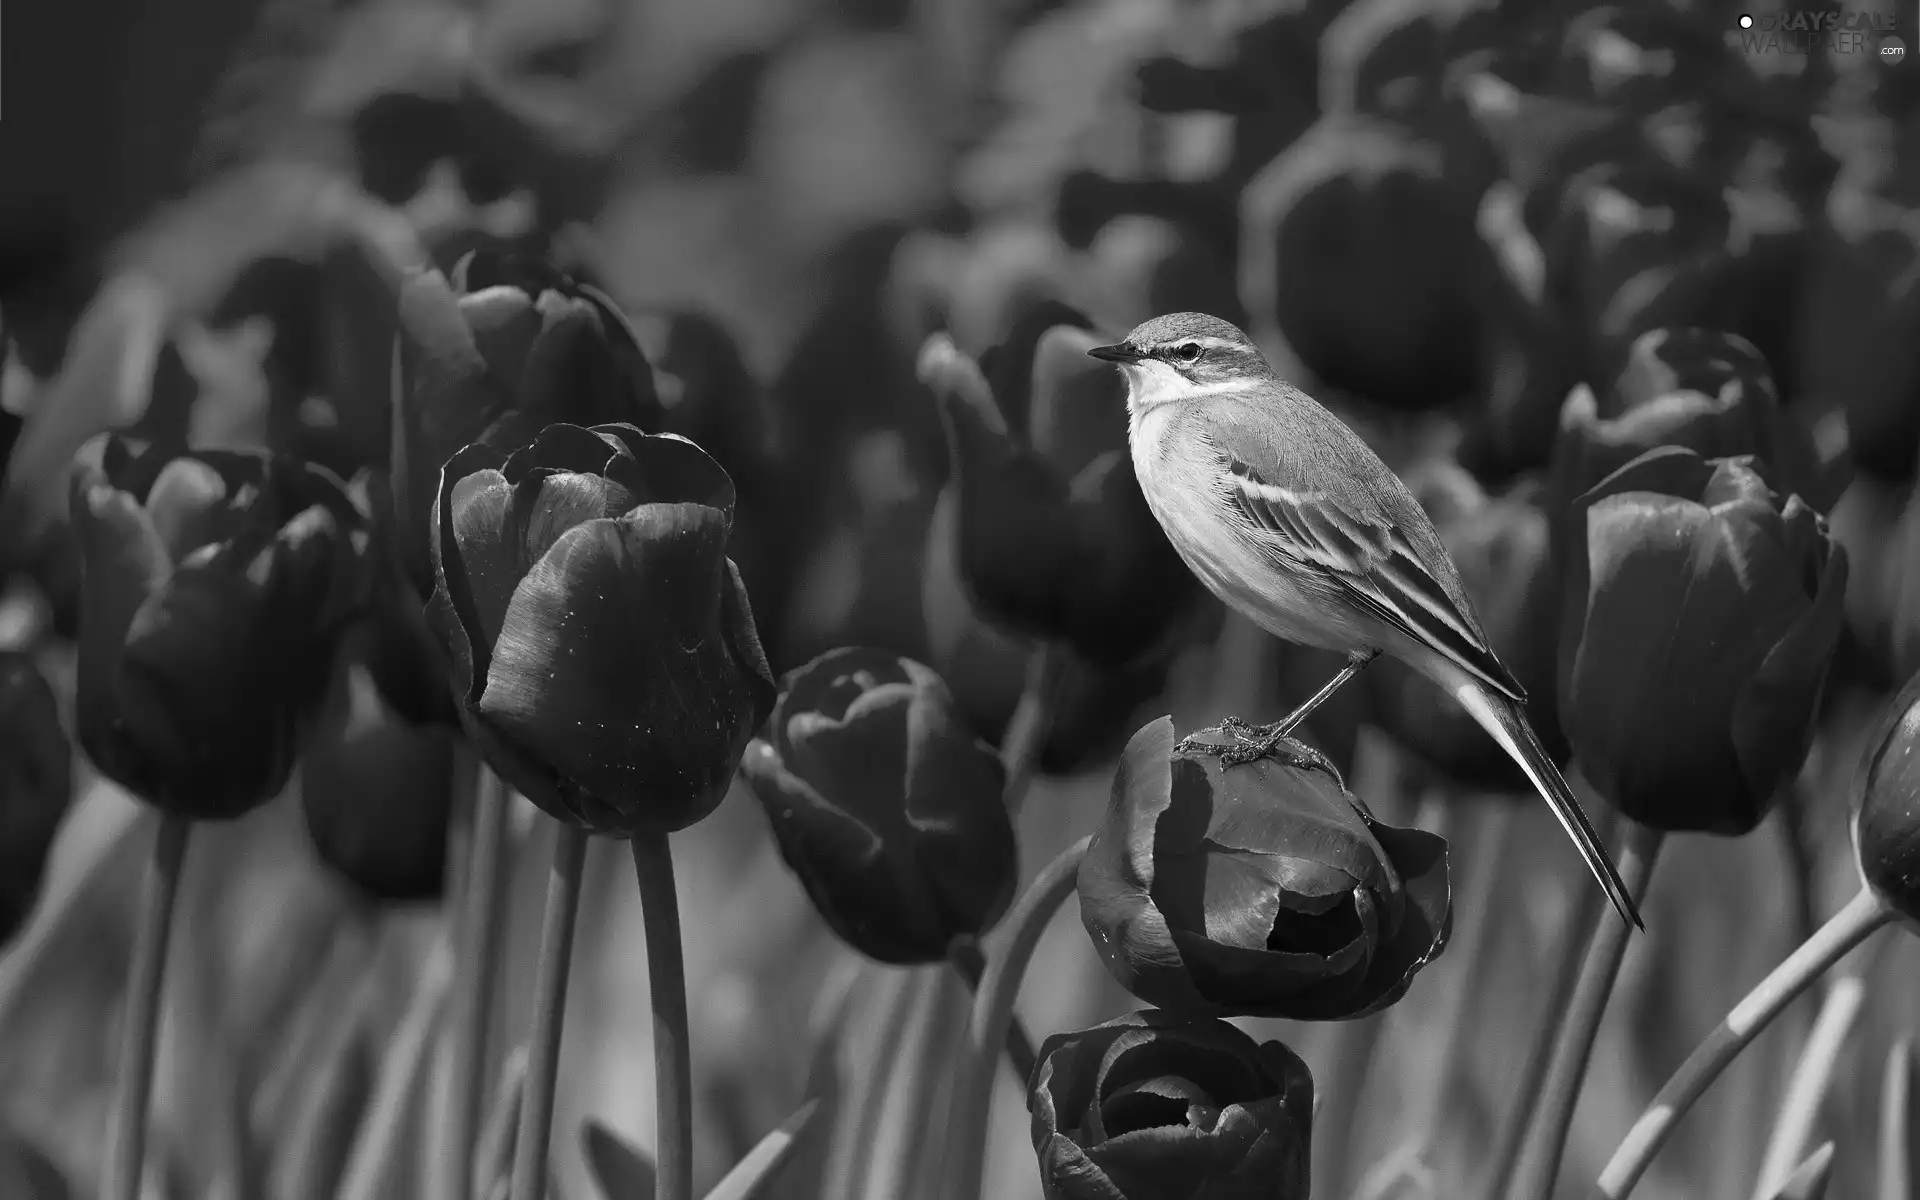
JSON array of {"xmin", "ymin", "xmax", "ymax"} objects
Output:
[
  {"xmin": 70, "ymin": 436, "xmax": 372, "ymax": 818},
  {"xmin": 300, "ymin": 629, "xmax": 456, "ymax": 905},
  {"xmin": 428, "ymin": 422, "xmax": 774, "ymax": 835},
  {"xmin": 1560, "ymin": 448, "xmax": 1847, "ymax": 834},
  {"xmin": 0, "ymin": 652, "xmax": 71, "ymax": 945},
  {"xmin": 1239, "ymin": 112, "xmax": 1495, "ymax": 412},
  {"xmin": 1079, "ymin": 717, "xmax": 1451, "ymax": 1020},
  {"xmin": 919, "ymin": 330, "xmax": 1201, "ymax": 669},
  {"xmin": 391, "ymin": 251, "xmax": 667, "ymax": 593},
  {"xmin": 1855, "ymin": 670, "xmax": 1920, "ymax": 922},
  {"xmin": 1368, "ymin": 463, "xmax": 1565, "ymax": 785},
  {"xmin": 1028, "ymin": 1010, "xmax": 1313, "ymax": 1200},
  {"xmin": 740, "ymin": 647, "xmax": 1016, "ymax": 964},
  {"xmin": 1551, "ymin": 327, "xmax": 1834, "ymax": 519}
]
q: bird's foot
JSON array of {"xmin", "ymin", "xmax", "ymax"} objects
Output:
[
  {"xmin": 1216, "ymin": 730, "xmax": 1345, "ymax": 784},
  {"xmin": 1174, "ymin": 718, "xmax": 1253, "ymax": 758}
]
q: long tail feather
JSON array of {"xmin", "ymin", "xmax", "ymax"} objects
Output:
[{"xmin": 1449, "ymin": 679, "xmax": 1644, "ymax": 931}]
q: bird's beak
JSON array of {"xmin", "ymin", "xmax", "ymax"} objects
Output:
[{"xmin": 1087, "ymin": 342, "xmax": 1145, "ymax": 364}]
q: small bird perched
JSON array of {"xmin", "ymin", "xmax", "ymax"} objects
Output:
[{"xmin": 1091, "ymin": 312, "xmax": 1642, "ymax": 931}]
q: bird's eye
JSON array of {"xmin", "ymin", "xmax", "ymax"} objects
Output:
[{"xmin": 1173, "ymin": 342, "xmax": 1203, "ymax": 363}]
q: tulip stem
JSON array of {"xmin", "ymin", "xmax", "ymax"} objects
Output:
[
  {"xmin": 942, "ymin": 834, "xmax": 1091, "ymax": 1200},
  {"xmin": 1000, "ymin": 642, "xmax": 1065, "ymax": 814},
  {"xmin": 1591, "ymin": 887, "xmax": 1893, "ymax": 1200},
  {"xmin": 1506, "ymin": 820, "xmax": 1663, "ymax": 1200},
  {"xmin": 104, "ymin": 812, "xmax": 190, "ymax": 1200},
  {"xmin": 443, "ymin": 769, "xmax": 513, "ymax": 1200},
  {"xmin": 630, "ymin": 829, "xmax": 694, "ymax": 1200},
  {"xmin": 1482, "ymin": 809, "xmax": 1615, "ymax": 1200},
  {"xmin": 946, "ymin": 938, "xmax": 1039, "ymax": 1084},
  {"xmin": 509, "ymin": 822, "xmax": 589, "ymax": 1200}
]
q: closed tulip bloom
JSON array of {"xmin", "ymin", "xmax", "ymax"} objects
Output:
[
  {"xmin": 300, "ymin": 627, "xmax": 456, "ymax": 904},
  {"xmin": 429, "ymin": 422, "xmax": 774, "ymax": 835},
  {"xmin": 1560, "ymin": 448, "xmax": 1847, "ymax": 834},
  {"xmin": 70, "ymin": 435, "xmax": 371, "ymax": 818},
  {"xmin": 1552, "ymin": 327, "xmax": 1833, "ymax": 516},
  {"xmin": 1367, "ymin": 461, "xmax": 1567, "ymax": 786},
  {"xmin": 740, "ymin": 647, "xmax": 1016, "ymax": 963},
  {"xmin": 1854, "ymin": 670, "xmax": 1920, "ymax": 922},
  {"xmin": 918, "ymin": 325, "xmax": 1200, "ymax": 669},
  {"xmin": 1029, "ymin": 1009, "xmax": 1313, "ymax": 1200},
  {"xmin": 1079, "ymin": 718, "xmax": 1450, "ymax": 1021},
  {"xmin": 392, "ymin": 251, "xmax": 666, "ymax": 591},
  {"xmin": 0, "ymin": 652, "xmax": 71, "ymax": 945}
]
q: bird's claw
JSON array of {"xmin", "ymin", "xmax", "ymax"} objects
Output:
[
  {"xmin": 1217, "ymin": 733, "xmax": 1346, "ymax": 786},
  {"xmin": 1177, "ymin": 718, "xmax": 1346, "ymax": 786}
]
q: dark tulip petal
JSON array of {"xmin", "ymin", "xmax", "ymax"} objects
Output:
[
  {"xmin": 600, "ymin": 428, "xmax": 738, "ymax": 520},
  {"xmin": 460, "ymin": 286, "xmax": 542, "ymax": 386},
  {"xmin": 1036, "ymin": 1133, "xmax": 1130, "ymax": 1200},
  {"xmin": 141, "ymin": 457, "xmax": 235, "ymax": 562},
  {"xmin": 1153, "ymin": 845, "xmax": 1293, "ymax": 951},
  {"xmin": 1700, "ymin": 457, "xmax": 1775, "ymax": 510},
  {"xmin": 397, "ymin": 270, "xmax": 507, "ymax": 530},
  {"xmin": 1731, "ymin": 539, "xmax": 1847, "ymax": 810},
  {"xmin": 448, "ymin": 469, "xmax": 521, "ymax": 650},
  {"xmin": 300, "ymin": 680, "xmax": 455, "ymax": 904},
  {"xmin": 1102, "ymin": 1074, "xmax": 1220, "ymax": 1123},
  {"xmin": 1034, "ymin": 1022, "xmax": 1131, "ymax": 1137},
  {"xmin": 784, "ymin": 684, "xmax": 916, "ymax": 828},
  {"xmin": 1090, "ymin": 1123, "xmax": 1238, "ymax": 1195},
  {"xmin": 428, "ymin": 443, "xmax": 508, "ymax": 704},
  {"xmin": 478, "ymin": 506, "xmax": 756, "ymax": 831},
  {"xmin": 1858, "ymin": 672, "xmax": 1920, "ymax": 920},
  {"xmin": 115, "ymin": 520, "xmax": 338, "ymax": 818},
  {"xmin": 1576, "ymin": 444, "xmax": 1719, "ymax": 508},
  {"xmin": 718, "ymin": 559, "xmax": 776, "ymax": 726},
  {"xmin": 1099, "ymin": 1032, "xmax": 1262, "ymax": 1110},
  {"xmin": 1318, "ymin": 821, "xmax": 1451, "ymax": 1017},
  {"xmin": 773, "ymin": 647, "xmax": 913, "ymax": 755},
  {"xmin": 71, "ymin": 470, "xmax": 173, "ymax": 776},
  {"xmin": 1197, "ymin": 757, "xmax": 1396, "ymax": 891},
  {"xmin": 1169, "ymin": 925, "xmax": 1369, "ymax": 1016},
  {"xmin": 0, "ymin": 653, "xmax": 73, "ymax": 947},
  {"xmin": 521, "ymin": 472, "xmax": 638, "ymax": 565},
  {"xmin": 1568, "ymin": 493, "xmax": 1730, "ymax": 814},
  {"xmin": 899, "ymin": 672, "xmax": 1016, "ymax": 937},
  {"xmin": 1080, "ymin": 719, "xmax": 1215, "ymax": 1014},
  {"xmin": 500, "ymin": 422, "xmax": 623, "ymax": 478},
  {"xmin": 741, "ymin": 740, "xmax": 954, "ymax": 962}
]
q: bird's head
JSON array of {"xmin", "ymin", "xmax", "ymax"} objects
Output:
[{"xmin": 1087, "ymin": 313, "xmax": 1273, "ymax": 414}]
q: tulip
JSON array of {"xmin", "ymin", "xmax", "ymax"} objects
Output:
[
  {"xmin": 1855, "ymin": 669, "xmax": 1920, "ymax": 922},
  {"xmin": 300, "ymin": 626, "xmax": 456, "ymax": 904},
  {"xmin": 1559, "ymin": 448, "xmax": 1847, "ymax": 834},
  {"xmin": 1552, "ymin": 326, "xmax": 1834, "ymax": 517},
  {"xmin": 0, "ymin": 652, "xmax": 71, "ymax": 945},
  {"xmin": 1367, "ymin": 462, "xmax": 1565, "ymax": 786},
  {"xmin": 1079, "ymin": 717, "xmax": 1450, "ymax": 1020},
  {"xmin": 1238, "ymin": 111, "xmax": 1500, "ymax": 413},
  {"xmin": 918, "ymin": 326, "xmax": 1200, "ymax": 669},
  {"xmin": 70, "ymin": 435, "xmax": 371, "ymax": 818},
  {"xmin": 391, "ymin": 250, "xmax": 666, "ymax": 592},
  {"xmin": 428, "ymin": 421, "xmax": 774, "ymax": 835},
  {"xmin": 1028, "ymin": 1009, "xmax": 1313, "ymax": 1200},
  {"xmin": 740, "ymin": 646, "xmax": 1016, "ymax": 964}
]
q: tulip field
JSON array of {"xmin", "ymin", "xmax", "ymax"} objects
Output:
[{"xmin": 5, "ymin": 1, "xmax": 1920, "ymax": 1199}]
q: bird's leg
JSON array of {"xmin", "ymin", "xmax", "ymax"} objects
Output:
[
  {"xmin": 1173, "ymin": 650, "xmax": 1381, "ymax": 763},
  {"xmin": 1232, "ymin": 649, "xmax": 1382, "ymax": 745}
]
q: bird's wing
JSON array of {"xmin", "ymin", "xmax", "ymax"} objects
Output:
[{"xmin": 1219, "ymin": 453, "xmax": 1526, "ymax": 701}]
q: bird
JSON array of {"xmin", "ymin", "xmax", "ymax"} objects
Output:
[{"xmin": 1089, "ymin": 311, "xmax": 1643, "ymax": 931}]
